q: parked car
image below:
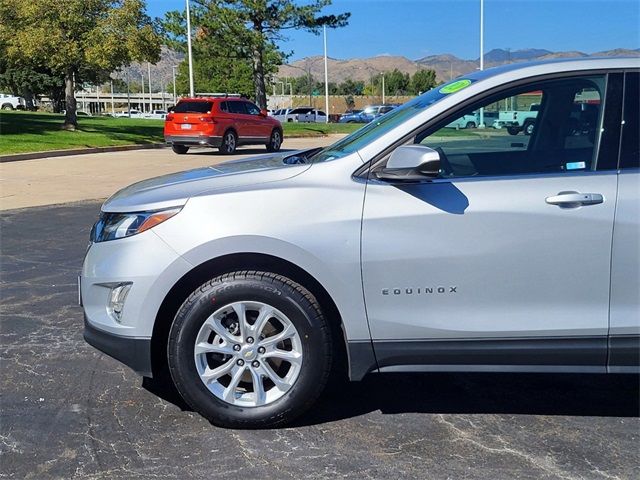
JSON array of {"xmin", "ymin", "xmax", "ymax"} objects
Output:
[
  {"xmin": 82, "ymin": 58, "xmax": 639, "ymax": 428},
  {"xmin": 295, "ymin": 108, "xmax": 327, "ymax": 123},
  {"xmin": 145, "ymin": 109, "xmax": 168, "ymax": 120},
  {"xmin": 338, "ymin": 104, "xmax": 397, "ymax": 123},
  {"xmin": 115, "ymin": 109, "xmax": 142, "ymax": 118},
  {"xmin": 445, "ymin": 112, "xmax": 478, "ymax": 129},
  {"xmin": 0, "ymin": 93, "xmax": 25, "ymax": 110},
  {"xmin": 273, "ymin": 107, "xmax": 327, "ymax": 123},
  {"xmin": 163, "ymin": 96, "xmax": 283, "ymax": 154},
  {"xmin": 271, "ymin": 108, "xmax": 293, "ymax": 122}
]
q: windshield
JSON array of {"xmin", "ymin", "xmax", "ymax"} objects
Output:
[{"xmin": 310, "ymin": 80, "xmax": 474, "ymax": 162}]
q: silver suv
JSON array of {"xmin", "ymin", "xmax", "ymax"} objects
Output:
[{"xmin": 81, "ymin": 58, "xmax": 639, "ymax": 428}]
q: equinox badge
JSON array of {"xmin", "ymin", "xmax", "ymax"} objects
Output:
[{"xmin": 382, "ymin": 286, "xmax": 458, "ymax": 295}]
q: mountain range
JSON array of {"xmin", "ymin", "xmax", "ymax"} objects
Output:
[
  {"xmin": 117, "ymin": 47, "xmax": 639, "ymax": 91},
  {"xmin": 278, "ymin": 48, "xmax": 640, "ymax": 84}
]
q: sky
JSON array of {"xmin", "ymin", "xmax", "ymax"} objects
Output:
[{"xmin": 147, "ymin": 0, "xmax": 640, "ymax": 61}]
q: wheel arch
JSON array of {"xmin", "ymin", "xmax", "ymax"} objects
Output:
[
  {"xmin": 222, "ymin": 126, "xmax": 238, "ymax": 138},
  {"xmin": 151, "ymin": 252, "xmax": 350, "ymax": 381}
]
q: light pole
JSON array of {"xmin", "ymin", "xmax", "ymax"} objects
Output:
[
  {"xmin": 479, "ymin": 0, "xmax": 485, "ymax": 127},
  {"xmin": 96, "ymin": 84, "xmax": 100, "ymax": 115},
  {"xmin": 140, "ymin": 73, "xmax": 145, "ymax": 113},
  {"xmin": 380, "ymin": 72, "xmax": 385, "ymax": 104},
  {"xmin": 185, "ymin": 0, "xmax": 195, "ymax": 97},
  {"xmin": 110, "ymin": 80, "xmax": 115, "ymax": 116},
  {"xmin": 323, "ymin": 25, "xmax": 329, "ymax": 122},
  {"xmin": 172, "ymin": 65, "xmax": 178, "ymax": 103},
  {"xmin": 126, "ymin": 72, "xmax": 131, "ymax": 117},
  {"xmin": 148, "ymin": 62, "xmax": 153, "ymax": 113}
]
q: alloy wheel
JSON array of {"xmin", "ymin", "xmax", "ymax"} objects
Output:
[{"xmin": 193, "ymin": 301, "xmax": 303, "ymax": 407}]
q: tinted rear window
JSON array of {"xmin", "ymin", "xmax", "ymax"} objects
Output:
[
  {"xmin": 227, "ymin": 101, "xmax": 247, "ymax": 114},
  {"xmin": 173, "ymin": 101, "xmax": 213, "ymax": 113}
]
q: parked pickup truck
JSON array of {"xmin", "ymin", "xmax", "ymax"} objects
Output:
[
  {"xmin": 493, "ymin": 103, "xmax": 539, "ymax": 135},
  {"xmin": 0, "ymin": 93, "xmax": 26, "ymax": 110}
]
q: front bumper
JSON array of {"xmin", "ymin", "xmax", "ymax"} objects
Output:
[
  {"xmin": 81, "ymin": 229, "xmax": 193, "ymax": 376},
  {"xmin": 165, "ymin": 135, "xmax": 222, "ymax": 147},
  {"xmin": 84, "ymin": 316, "xmax": 153, "ymax": 377}
]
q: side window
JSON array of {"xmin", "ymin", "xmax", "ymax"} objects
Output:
[
  {"xmin": 317, "ymin": 111, "xmax": 326, "ymax": 116},
  {"xmin": 380, "ymin": 106, "xmax": 393, "ymax": 114},
  {"xmin": 220, "ymin": 101, "xmax": 228, "ymax": 113},
  {"xmin": 245, "ymin": 102, "xmax": 261, "ymax": 115},
  {"xmin": 621, "ymin": 72, "xmax": 640, "ymax": 169},
  {"xmin": 417, "ymin": 75, "xmax": 606, "ymax": 178},
  {"xmin": 228, "ymin": 101, "xmax": 247, "ymax": 114}
]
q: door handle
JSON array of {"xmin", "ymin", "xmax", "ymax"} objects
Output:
[{"xmin": 545, "ymin": 191, "xmax": 604, "ymax": 208}]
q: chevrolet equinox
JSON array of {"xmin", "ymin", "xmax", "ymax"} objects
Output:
[{"xmin": 82, "ymin": 58, "xmax": 639, "ymax": 428}]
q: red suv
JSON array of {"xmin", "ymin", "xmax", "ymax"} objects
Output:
[{"xmin": 164, "ymin": 96, "xmax": 283, "ymax": 155}]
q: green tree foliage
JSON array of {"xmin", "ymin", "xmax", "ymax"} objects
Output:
[
  {"xmin": 383, "ymin": 69, "xmax": 410, "ymax": 95},
  {"xmin": 162, "ymin": 1, "xmax": 349, "ymax": 108},
  {"xmin": 0, "ymin": 65, "xmax": 64, "ymax": 110},
  {"xmin": 410, "ymin": 69, "xmax": 437, "ymax": 94},
  {"xmin": 0, "ymin": 0, "xmax": 161, "ymax": 128}
]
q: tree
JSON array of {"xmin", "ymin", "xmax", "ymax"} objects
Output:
[
  {"xmin": 164, "ymin": 1, "xmax": 349, "ymax": 109},
  {"xmin": 337, "ymin": 79, "xmax": 364, "ymax": 96},
  {"xmin": 410, "ymin": 69, "xmax": 437, "ymax": 95},
  {"xmin": 0, "ymin": 0, "xmax": 161, "ymax": 129},
  {"xmin": 383, "ymin": 69, "xmax": 410, "ymax": 96},
  {"xmin": 0, "ymin": 65, "xmax": 64, "ymax": 110}
]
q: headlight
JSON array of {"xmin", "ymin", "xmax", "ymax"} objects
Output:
[{"xmin": 90, "ymin": 207, "xmax": 181, "ymax": 243}]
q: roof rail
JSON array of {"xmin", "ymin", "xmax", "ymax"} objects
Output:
[{"xmin": 195, "ymin": 93, "xmax": 243, "ymax": 98}]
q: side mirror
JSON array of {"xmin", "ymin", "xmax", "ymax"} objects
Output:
[
  {"xmin": 260, "ymin": 109, "xmax": 268, "ymax": 117},
  {"xmin": 376, "ymin": 145, "xmax": 441, "ymax": 182}
]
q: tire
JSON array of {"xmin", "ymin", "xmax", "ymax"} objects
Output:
[
  {"xmin": 465, "ymin": 121, "xmax": 476, "ymax": 129},
  {"xmin": 167, "ymin": 271, "xmax": 333, "ymax": 429},
  {"xmin": 1, "ymin": 103, "xmax": 14, "ymax": 110},
  {"xmin": 172, "ymin": 145, "xmax": 189, "ymax": 155},
  {"xmin": 218, "ymin": 130, "xmax": 237, "ymax": 154},
  {"xmin": 524, "ymin": 121, "xmax": 535, "ymax": 136},
  {"xmin": 266, "ymin": 129, "xmax": 282, "ymax": 152},
  {"xmin": 507, "ymin": 126, "xmax": 520, "ymax": 136}
]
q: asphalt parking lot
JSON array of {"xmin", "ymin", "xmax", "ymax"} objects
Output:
[{"xmin": 1, "ymin": 198, "xmax": 638, "ymax": 479}]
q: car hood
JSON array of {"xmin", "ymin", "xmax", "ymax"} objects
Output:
[{"xmin": 102, "ymin": 151, "xmax": 311, "ymax": 213}]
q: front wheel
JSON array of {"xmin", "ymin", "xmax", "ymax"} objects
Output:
[
  {"xmin": 172, "ymin": 144, "xmax": 189, "ymax": 155},
  {"xmin": 1, "ymin": 103, "xmax": 14, "ymax": 110},
  {"xmin": 524, "ymin": 121, "xmax": 535, "ymax": 136},
  {"xmin": 167, "ymin": 272, "xmax": 333, "ymax": 428},
  {"xmin": 507, "ymin": 126, "xmax": 520, "ymax": 136},
  {"xmin": 266, "ymin": 129, "xmax": 282, "ymax": 152},
  {"xmin": 218, "ymin": 130, "xmax": 237, "ymax": 154}
]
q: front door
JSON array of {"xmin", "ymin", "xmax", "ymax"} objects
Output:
[{"xmin": 361, "ymin": 73, "xmax": 618, "ymax": 369}]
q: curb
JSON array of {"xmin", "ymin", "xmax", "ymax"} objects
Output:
[{"xmin": 0, "ymin": 143, "xmax": 167, "ymax": 163}]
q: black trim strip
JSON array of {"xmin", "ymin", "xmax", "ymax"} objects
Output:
[
  {"xmin": 373, "ymin": 337, "xmax": 607, "ymax": 370},
  {"xmin": 347, "ymin": 340, "xmax": 378, "ymax": 381},
  {"xmin": 609, "ymin": 335, "xmax": 640, "ymax": 369},
  {"xmin": 84, "ymin": 317, "xmax": 153, "ymax": 377}
]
